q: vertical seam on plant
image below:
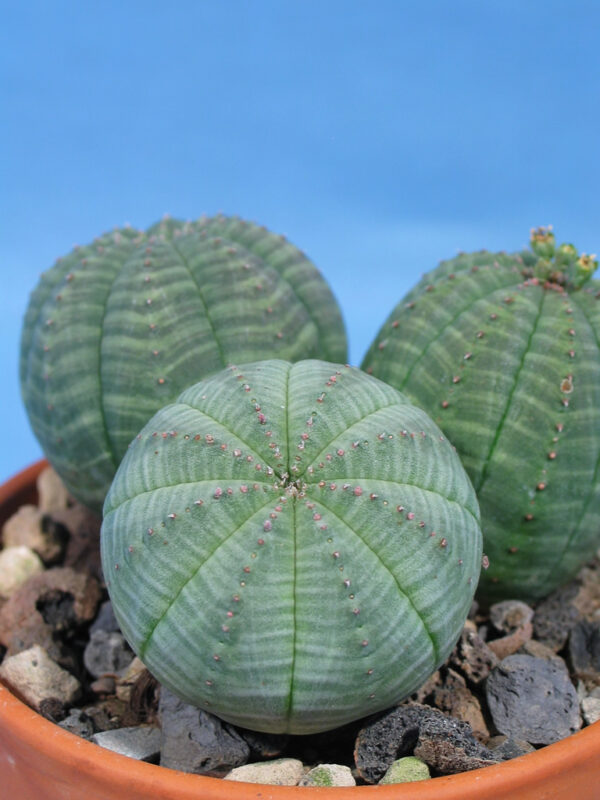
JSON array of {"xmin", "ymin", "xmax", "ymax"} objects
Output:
[
  {"xmin": 136, "ymin": 492, "xmax": 277, "ymax": 660},
  {"xmin": 176, "ymin": 401, "xmax": 278, "ymax": 477},
  {"xmin": 295, "ymin": 400, "xmax": 405, "ymax": 481},
  {"xmin": 543, "ymin": 294, "xmax": 600, "ymax": 585},
  {"xmin": 285, "ymin": 363, "xmax": 292, "ymax": 479},
  {"xmin": 395, "ymin": 273, "xmax": 520, "ymax": 391},
  {"xmin": 168, "ymin": 239, "xmax": 228, "ymax": 368},
  {"xmin": 309, "ymin": 493, "xmax": 440, "ymax": 665},
  {"xmin": 222, "ymin": 227, "xmax": 332, "ymax": 360},
  {"xmin": 475, "ymin": 290, "xmax": 546, "ymax": 495},
  {"xmin": 97, "ymin": 264, "xmax": 126, "ymax": 470},
  {"xmin": 285, "ymin": 495, "xmax": 299, "ymax": 727}
]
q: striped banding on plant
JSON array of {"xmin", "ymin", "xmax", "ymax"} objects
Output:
[
  {"xmin": 101, "ymin": 360, "xmax": 482, "ymax": 734},
  {"xmin": 362, "ymin": 227, "xmax": 600, "ymax": 603},
  {"xmin": 20, "ymin": 215, "xmax": 347, "ymax": 511}
]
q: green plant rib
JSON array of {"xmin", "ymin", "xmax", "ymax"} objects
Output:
[
  {"xmin": 363, "ymin": 228, "xmax": 600, "ymax": 604},
  {"xmin": 22, "ymin": 216, "xmax": 347, "ymax": 512},
  {"xmin": 101, "ymin": 359, "xmax": 481, "ymax": 734},
  {"xmin": 310, "ymin": 494, "xmax": 439, "ymax": 664},
  {"xmin": 474, "ymin": 291, "xmax": 546, "ymax": 495}
]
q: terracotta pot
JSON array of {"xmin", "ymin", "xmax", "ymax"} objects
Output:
[{"xmin": 0, "ymin": 461, "xmax": 599, "ymax": 799}]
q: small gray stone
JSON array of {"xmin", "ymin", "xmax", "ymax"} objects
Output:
[
  {"xmin": 0, "ymin": 644, "xmax": 80, "ymax": 711},
  {"xmin": 92, "ymin": 726, "xmax": 161, "ymax": 762},
  {"xmin": 490, "ymin": 600, "xmax": 534, "ymax": 634},
  {"xmin": 487, "ymin": 735, "xmax": 535, "ymax": 760},
  {"xmin": 299, "ymin": 764, "xmax": 356, "ymax": 787},
  {"xmin": 581, "ymin": 696, "xmax": 600, "ymax": 725},
  {"xmin": 533, "ymin": 584, "xmax": 581, "ymax": 651},
  {"xmin": 89, "ymin": 600, "xmax": 120, "ymax": 634},
  {"xmin": 59, "ymin": 709, "xmax": 95, "ymax": 740},
  {"xmin": 225, "ymin": 758, "xmax": 304, "ymax": 785},
  {"xmin": 159, "ymin": 687, "xmax": 249, "ymax": 775},
  {"xmin": 355, "ymin": 704, "xmax": 498, "ymax": 783},
  {"xmin": 83, "ymin": 629, "xmax": 134, "ymax": 678},
  {"xmin": 568, "ymin": 619, "xmax": 600, "ymax": 677},
  {"xmin": 486, "ymin": 654, "xmax": 581, "ymax": 744}
]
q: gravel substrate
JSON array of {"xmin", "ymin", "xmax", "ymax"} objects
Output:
[{"xmin": 0, "ymin": 466, "xmax": 599, "ymax": 786}]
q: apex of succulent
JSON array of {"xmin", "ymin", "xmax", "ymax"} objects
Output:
[
  {"xmin": 20, "ymin": 215, "xmax": 347, "ymax": 512},
  {"xmin": 101, "ymin": 360, "xmax": 482, "ymax": 734},
  {"xmin": 362, "ymin": 228, "xmax": 600, "ymax": 604},
  {"xmin": 529, "ymin": 225, "xmax": 597, "ymax": 290}
]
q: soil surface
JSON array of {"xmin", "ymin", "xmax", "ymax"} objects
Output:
[{"xmin": 0, "ymin": 466, "xmax": 599, "ymax": 785}]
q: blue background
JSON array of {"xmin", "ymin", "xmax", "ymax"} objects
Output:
[{"xmin": 2, "ymin": 0, "xmax": 599, "ymax": 484}]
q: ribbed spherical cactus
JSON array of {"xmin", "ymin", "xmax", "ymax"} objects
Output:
[
  {"xmin": 101, "ymin": 360, "xmax": 482, "ymax": 734},
  {"xmin": 20, "ymin": 215, "xmax": 347, "ymax": 512},
  {"xmin": 362, "ymin": 227, "xmax": 600, "ymax": 604}
]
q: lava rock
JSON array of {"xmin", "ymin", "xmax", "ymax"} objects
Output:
[
  {"xmin": 159, "ymin": 687, "xmax": 250, "ymax": 775},
  {"xmin": 238, "ymin": 728, "xmax": 290, "ymax": 760},
  {"xmin": 59, "ymin": 709, "xmax": 95, "ymax": 739},
  {"xmin": 567, "ymin": 619, "xmax": 600, "ymax": 677},
  {"xmin": 487, "ymin": 735, "xmax": 536, "ymax": 760},
  {"xmin": 2, "ymin": 505, "xmax": 69, "ymax": 565},
  {"xmin": 0, "ymin": 644, "xmax": 80, "ymax": 711},
  {"xmin": 354, "ymin": 704, "xmax": 498, "ymax": 783},
  {"xmin": 0, "ymin": 567, "xmax": 100, "ymax": 650},
  {"xmin": 50, "ymin": 504, "xmax": 103, "ymax": 580},
  {"xmin": 486, "ymin": 654, "xmax": 581, "ymax": 744},
  {"xmin": 225, "ymin": 758, "xmax": 305, "ymax": 785},
  {"xmin": 448, "ymin": 626, "xmax": 499, "ymax": 686},
  {"xmin": 487, "ymin": 621, "xmax": 533, "ymax": 661},
  {"xmin": 490, "ymin": 601, "xmax": 534, "ymax": 634},
  {"xmin": 0, "ymin": 546, "xmax": 44, "ymax": 599},
  {"xmin": 93, "ymin": 726, "xmax": 161, "ymax": 762},
  {"xmin": 36, "ymin": 466, "xmax": 70, "ymax": 513},
  {"xmin": 83, "ymin": 629, "xmax": 134, "ymax": 678},
  {"xmin": 299, "ymin": 764, "xmax": 356, "ymax": 787},
  {"xmin": 517, "ymin": 639, "xmax": 567, "ymax": 664},
  {"xmin": 432, "ymin": 669, "xmax": 489, "ymax": 742},
  {"xmin": 533, "ymin": 584, "xmax": 581, "ymax": 651}
]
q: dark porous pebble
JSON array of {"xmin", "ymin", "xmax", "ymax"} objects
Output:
[
  {"xmin": 59, "ymin": 709, "xmax": 95, "ymax": 739},
  {"xmin": 238, "ymin": 728, "xmax": 290, "ymax": 760},
  {"xmin": 489, "ymin": 601, "xmax": 534, "ymax": 635},
  {"xmin": 487, "ymin": 735, "xmax": 535, "ymax": 760},
  {"xmin": 159, "ymin": 687, "xmax": 250, "ymax": 775},
  {"xmin": 38, "ymin": 696, "xmax": 67, "ymax": 722},
  {"xmin": 92, "ymin": 726, "xmax": 161, "ymax": 762},
  {"xmin": 354, "ymin": 704, "xmax": 499, "ymax": 783},
  {"xmin": 533, "ymin": 584, "xmax": 582, "ymax": 652},
  {"xmin": 567, "ymin": 619, "xmax": 600, "ymax": 678},
  {"xmin": 83, "ymin": 629, "xmax": 134, "ymax": 679},
  {"xmin": 486, "ymin": 654, "xmax": 581, "ymax": 744},
  {"xmin": 448, "ymin": 626, "xmax": 499, "ymax": 686}
]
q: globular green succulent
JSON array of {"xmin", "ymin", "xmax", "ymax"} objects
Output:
[
  {"xmin": 101, "ymin": 360, "xmax": 482, "ymax": 734},
  {"xmin": 20, "ymin": 215, "xmax": 347, "ymax": 512},
  {"xmin": 362, "ymin": 227, "xmax": 600, "ymax": 604}
]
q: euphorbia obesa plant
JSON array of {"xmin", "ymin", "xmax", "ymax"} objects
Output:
[
  {"xmin": 363, "ymin": 227, "xmax": 600, "ymax": 604},
  {"xmin": 101, "ymin": 359, "xmax": 482, "ymax": 734},
  {"xmin": 20, "ymin": 215, "xmax": 347, "ymax": 512}
]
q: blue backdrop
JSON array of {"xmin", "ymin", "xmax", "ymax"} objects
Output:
[{"xmin": 2, "ymin": 0, "xmax": 599, "ymax": 483}]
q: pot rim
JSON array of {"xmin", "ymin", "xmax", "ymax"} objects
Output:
[{"xmin": 1, "ymin": 460, "xmax": 599, "ymax": 799}]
